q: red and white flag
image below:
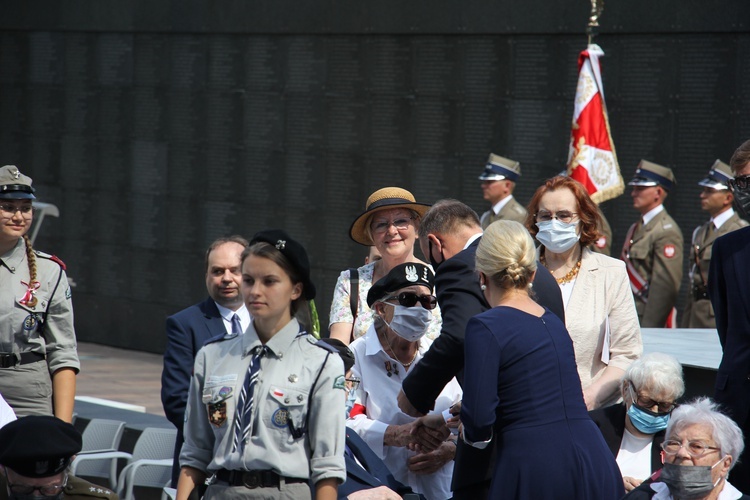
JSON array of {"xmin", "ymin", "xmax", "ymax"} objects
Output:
[{"xmin": 566, "ymin": 44, "xmax": 623, "ymax": 204}]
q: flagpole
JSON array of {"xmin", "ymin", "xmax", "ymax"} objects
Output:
[{"xmin": 586, "ymin": 0, "xmax": 604, "ymax": 45}]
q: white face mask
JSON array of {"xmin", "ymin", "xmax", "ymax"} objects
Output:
[
  {"xmin": 381, "ymin": 303, "xmax": 432, "ymax": 342},
  {"xmin": 535, "ymin": 219, "xmax": 581, "ymax": 254}
]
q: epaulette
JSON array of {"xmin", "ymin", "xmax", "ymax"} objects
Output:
[
  {"xmin": 315, "ymin": 338, "xmax": 338, "ymax": 352},
  {"xmin": 64, "ymin": 475, "xmax": 117, "ymax": 499},
  {"xmin": 34, "ymin": 250, "xmax": 67, "ymax": 270}
]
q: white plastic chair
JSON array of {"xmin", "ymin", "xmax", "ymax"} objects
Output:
[
  {"xmin": 115, "ymin": 427, "xmax": 177, "ymax": 500},
  {"xmin": 70, "ymin": 418, "xmax": 127, "ymax": 489}
]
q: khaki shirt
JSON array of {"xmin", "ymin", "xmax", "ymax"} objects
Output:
[
  {"xmin": 0, "ymin": 239, "xmax": 79, "ymax": 373},
  {"xmin": 622, "ymin": 209, "xmax": 684, "ymax": 328},
  {"xmin": 590, "ymin": 207, "xmax": 613, "ymax": 256},
  {"xmin": 480, "ymin": 196, "xmax": 527, "ymax": 229},
  {"xmin": 682, "ymin": 212, "xmax": 748, "ymax": 328},
  {"xmin": 181, "ymin": 318, "xmax": 346, "ymax": 486},
  {"xmin": 0, "ymin": 474, "xmax": 117, "ymax": 500}
]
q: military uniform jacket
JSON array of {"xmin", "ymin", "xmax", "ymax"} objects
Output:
[
  {"xmin": 0, "ymin": 238, "xmax": 79, "ymax": 373},
  {"xmin": 621, "ymin": 209, "xmax": 684, "ymax": 328},
  {"xmin": 0, "ymin": 474, "xmax": 118, "ymax": 500},
  {"xmin": 180, "ymin": 318, "xmax": 346, "ymax": 486},
  {"xmin": 591, "ymin": 207, "xmax": 613, "ymax": 256},
  {"xmin": 480, "ymin": 196, "xmax": 527, "ymax": 229},
  {"xmin": 682, "ymin": 212, "xmax": 748, "ymax": 328}
]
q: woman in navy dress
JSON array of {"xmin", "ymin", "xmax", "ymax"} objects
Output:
[{"xmin": 460, "ymin": 220, "xmax": 624, "ymax": 500}]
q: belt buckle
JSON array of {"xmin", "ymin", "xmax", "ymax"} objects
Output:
[
  {"xmin": 0, "ymin": 353, "xmax": 16, "ymax": 369},
  {"xmin": 242, "ymin": 470, "xmax": 261, "ymax": 489}
]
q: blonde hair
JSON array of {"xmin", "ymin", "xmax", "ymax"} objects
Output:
[{"xmin": 476, "ymin": 220, "xmax": 537, "ymax": 290}]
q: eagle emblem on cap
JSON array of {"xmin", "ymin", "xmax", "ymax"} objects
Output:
[
  {"xmin": 405, "ymin": 265, "xmax": 418, "ymax": 282},
  {"xmin": 275, "ymin": 240, "xmax": 286, "ymax": 250},
  {"xmin": 9, "ymin": 166, "xmax": 20, "ymax": 179}
]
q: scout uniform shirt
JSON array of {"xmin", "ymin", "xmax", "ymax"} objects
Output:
[
  {"xmin": 480, "ymin": 196, "xmax": 527, "ymax": 229},
  {"xmin": 0, "ymin": 239, "xmax": 79, "ymax": 416},
  {"xmin": 180, "ymin": 318, "xmax": 346, "ymax": 486},
  {"xmin": 682, "ymin": 209, "xmax": 748, "ymax": 328},
  {"xmin": 622, "ymin": 206, "xmax": 684, "ymax": 328}
]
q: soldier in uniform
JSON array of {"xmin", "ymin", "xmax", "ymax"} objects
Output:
[
  {"xmin": 178, "ymin": 230, "xmax": 345, "ymax": 500},
  {"xmin": 478, "ymin": 154, "xmax": 527, "ymax": 228},
  {"xmin": 620, "ymin": 161, "xmax": 684, "ymax": 328},
  {"xmin": 682, "ymin": 160, "xmax": 747, "ymax": 328},
  {"xmin": 591, "ymin": 205, "xmax": 614, "ymax": 256},
  {"xmin": 0, "ymin": 165, "xmax": 78, "ymax": 421},
  {"xmin": 0, "ymin": 415, "xmax": 117, "ymax": 500}
]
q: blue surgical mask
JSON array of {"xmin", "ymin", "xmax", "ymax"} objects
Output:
[
  {"xmin": 627, "ymin": 403, "xmax": 670, "ymax": 434},
  {"xmin": 535, "ymin": 220, "xmax": 580, "ymax": 254},
  {"xmin": 382, "ymin": 303, "xmax": 432, "ymax": 342}
]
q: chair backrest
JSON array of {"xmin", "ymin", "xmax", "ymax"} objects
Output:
[
  {"xmin": 81, "ymin": 419, "xmax": 126, "ymax": 453},
  {"xmin": 132, "ymin": 427, "xmax": 177, "ymax": 461}
]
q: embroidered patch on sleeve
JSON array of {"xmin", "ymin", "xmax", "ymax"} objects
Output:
[
  {"xmin": 663, "ymin": 244, "xmax": 676, "ymax": 258},
  {"xmin": 333, "ymin": 375, "xmax": 346, "ymax": 390}
]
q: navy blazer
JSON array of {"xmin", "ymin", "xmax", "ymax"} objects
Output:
[
  {"xmin": 161, "ymin": 297, "xmax": 227, "ymax": 486},
  {"xmin": 589, "ymin": 403, "xmax": 665, "ymax": 474},
  {"xmin": 338, "ymin": 429, "xmax": 413, "ymax": 499},
  {"xmin": 401, "ymin": 237, "xmax": 564, "ymax": 493},
  {"xmin": 709, "ymin": 226, "xmax": 750, "ymax": 494}
]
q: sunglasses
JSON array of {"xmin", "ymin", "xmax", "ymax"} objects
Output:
[
  {"xmin": 384, "ymin": 292, "xmax": 438, "ymax": 310},
  {"xmin": 728, "ymin": 174, "xmax": 750, "ymax": 192}
]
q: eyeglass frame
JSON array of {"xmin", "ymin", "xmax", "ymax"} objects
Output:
[
  {"xmin": 0, "ymin": 202, "xmax": 34, "ymax": 219},
  {"xmin": 534, "ymin": 210, "xmax": 578, "ymax": 224},
  {"xmin": 628, "ymin": 381, "xmax": 678, "ymax": 415},
  {"xmin": 370, "ymin": 216, "xmax": 415, "ymax": 234},
  {"xmin": 660, "ymin": 439, "xmax": 721, "ymax": 458},
  {"xmin": 382, "ymin": 292, "xmax": 438, "ymax": 310},
  {"xmin": 345, "ymin": 377, "xmax": 360, "ymax": 391},
  {"xmin": 728, "ymin": 174, "xmax": 750, "ymax": 192},
  {"xmin": 6, "ymin": 472, "xmax": 69, "ymax": 496}
]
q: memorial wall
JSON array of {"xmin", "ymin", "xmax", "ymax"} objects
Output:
[{"xmin": 1, "ymin": 1, "xmax": 748, "ymax": 351}]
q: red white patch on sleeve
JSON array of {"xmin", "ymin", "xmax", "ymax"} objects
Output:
[
  {"xmin": 663, "ymin": 244, "xmax": 676, "ymax": 258},
  {"xmin": 595, "ymin": 236, "xmax": 607, "ymax": 249},
  {"xmin": 349, "ymin": 403, "xmax": 367, "ymax": 417}
]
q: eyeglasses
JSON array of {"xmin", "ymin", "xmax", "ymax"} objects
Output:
[
  {"xmin": 0, "ymin": 203, "xmax": 34, "ymax": 219},
  {"xmin": 370, "ymin": 217, "xmax": 414, "ymax": 234},
  {"xmin": 7, "ymin": 473, "xmax": 68, "ymax": 496},
  {"xmin": 384, "ymin": 292, "xmax": 438, "ymax": 310},
  {"xmin": 534, "ymin": 210, "xmax": 577, "ymax": 223},
  {"xmin": 661, "ymin": 439, "xmax": 721, "ymax": 458},
  {"xmin": 629, "ymin": 382, "xmax": 677, "ymax": 414},
  {"xmin": 728, "ymin": 174, "xmax": 750, "ymax": 192},
  {"xmin": 345, "ymin": 377, "xmax": 360, "ymax": 391}
]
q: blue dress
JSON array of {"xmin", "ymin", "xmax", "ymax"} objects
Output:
[{"xmin": 461, "ymin": 307, "xmax": 624, "ymax": 500}]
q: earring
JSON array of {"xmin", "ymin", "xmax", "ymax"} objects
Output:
[{"xmin": 480, "ymin": 284, "xmax": 487, "ymax": 291}]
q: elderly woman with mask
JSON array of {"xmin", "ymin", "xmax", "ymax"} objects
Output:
[
  {"xmin": 329, "ymin": 187, "xmax": 441, "ymax": 344},
  {"xmin": 623, "ymin": 397, "xmax": 747, "ymax": 500},
  {"xmin": 526, "ymin": 176, "xmax": 642, "ymax": 409},
  {"xmin": 590, "ymin": 352, "xmax": 685, "ymax": 492},
  {"xmin": 347, "ymin": 263, "xmax": 462, "ymax": 500}
]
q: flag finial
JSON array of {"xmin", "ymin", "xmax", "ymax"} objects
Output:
[{"xmin": 587, "ymin": 0, "xmax": 605, "ymax": 45}]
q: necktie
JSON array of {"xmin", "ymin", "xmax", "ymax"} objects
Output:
[
  {"xmin": 231, "ymin": 313, "xmax": 243, "ymax": 336},
  {"xmin": 232, "ymin": 345, "xmax": 267, "ymax": 452}
]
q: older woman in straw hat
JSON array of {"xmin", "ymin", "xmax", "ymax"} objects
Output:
[{"xmin": 329, "ymin": 187, "xmax": 441, "ymax": 344}]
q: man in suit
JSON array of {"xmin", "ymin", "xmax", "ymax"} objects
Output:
[
  {"xmin": 397, "ymin": 199, "xmax": 564, "ymax": 499},
  {"xmin": 478, "ymin": 154, "xmax": 527, "ymax": 228},
  {"xmin": 683, "ymin": 160, "xmax": 748, "ymax": 328},
  {"xmin": 709, "ymin": 138, "xmax": 750, "ymax": 494},
  {"xmin": 620, "ymin": 160, "xmax": 684, "ymax": 328},
  {"xmin": 160, "ymin": 236, "xmax": 249, "ymax": 487}
]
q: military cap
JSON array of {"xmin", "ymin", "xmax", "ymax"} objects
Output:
[
  {"xmin": 0, "ymin": 416, "xmax": 82, "ymax": 477},
  {"xmin": 0, "ymin": 165, "xmax": 36, "ymax": 200},
  {"xmin": 478, "ymin": 154, "xmax": 521, "ymax": 182},
  {"xmin": 249, "ymin": 229, "xmax": 316, "ymax": 300},
  {"xmin": 628, "ymin": 160, "xmax": 676, "ymax": 191},
  {"xmin": 349, "ymin": 187, "xmax": 431, "ymax": 246},
  {"xmin": 698, "ymin": 159, "xmax": 733, "ymax": 191},
  {"xmin": 317, "ymin": 338, "xmax": 355, "ymax": 372},
  {"xmin": 367, "ymin": 263, "xmax": 435, "ymax": 307}
]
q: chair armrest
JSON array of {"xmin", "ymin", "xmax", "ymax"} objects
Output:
[
  {"xmin": 116, "ymin": 459, "xmax": 174, "ymax": 498},
  {"xmin": 70, "ymin": 452, "xmax": 133, "ymax": 475}
]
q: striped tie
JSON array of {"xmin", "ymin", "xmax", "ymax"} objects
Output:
[{"xmin": 232, "ymin": 345, "xmax": 267, "ymax": 452}]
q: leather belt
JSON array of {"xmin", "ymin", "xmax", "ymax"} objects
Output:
[
  {"xmin": 692, "ymin": 284, "xmax": 709, "ymax": 301},
  {"xmin": 0, "ymin": 352, "xmax": 45, "ymax": 369},
  {"xmin": 215, "ymin": 469, "xmax": 306, "ymax": 489}
]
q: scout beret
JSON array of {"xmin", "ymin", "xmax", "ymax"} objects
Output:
[
  {"xmin": 367, "ymin": 263, "xmax": 435, "ymax": 307},
  {"xmin": 0, "ymin": 416, "xmax": 82, "ymax": 477},
  {"xmin": 478, "ymin": 153, "xmax": 521, "ymax": 182},
  {"xmin": 0, "ymin": 165, "xmax": 36, "ymax": 200},
  {"xmin": 249, "ymin": 229, "xmax": 316, "ymax": 300}
]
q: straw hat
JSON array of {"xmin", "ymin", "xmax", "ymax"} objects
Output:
[{"xmin": 349, "ymin": 187, "xmax": 431, "ymax": 246}]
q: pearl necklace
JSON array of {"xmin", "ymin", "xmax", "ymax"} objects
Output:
[{"xmin": 541, "ymin": 254, "xmax": 582, "ymax": 285}]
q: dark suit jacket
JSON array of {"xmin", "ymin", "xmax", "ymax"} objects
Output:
[
  {"xmin": 161, "ymin": 297, "xmax": 227, "ymax": 486},
  {"xmin": 709, "ymin": 226, "xmax": 750, "ymax": 494},
  {"xmin": 401, "ymin": 237, "xmax": 564, "ymax": 492},
  {"xmin": 338, "ymin": 429, "xmax": 414, "ymax": 499},
  {"xmin": 589, "ymin": 403, "xmax": 665, "ymax": 474}
]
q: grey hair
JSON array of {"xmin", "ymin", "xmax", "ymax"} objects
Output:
[
  {"xmin": 623, "ymin": 352, "xmax": 685, "ymax": 401},
  {"xmin": 667, "ymin": 397, "xmax": 744, "ymax": 472}
]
